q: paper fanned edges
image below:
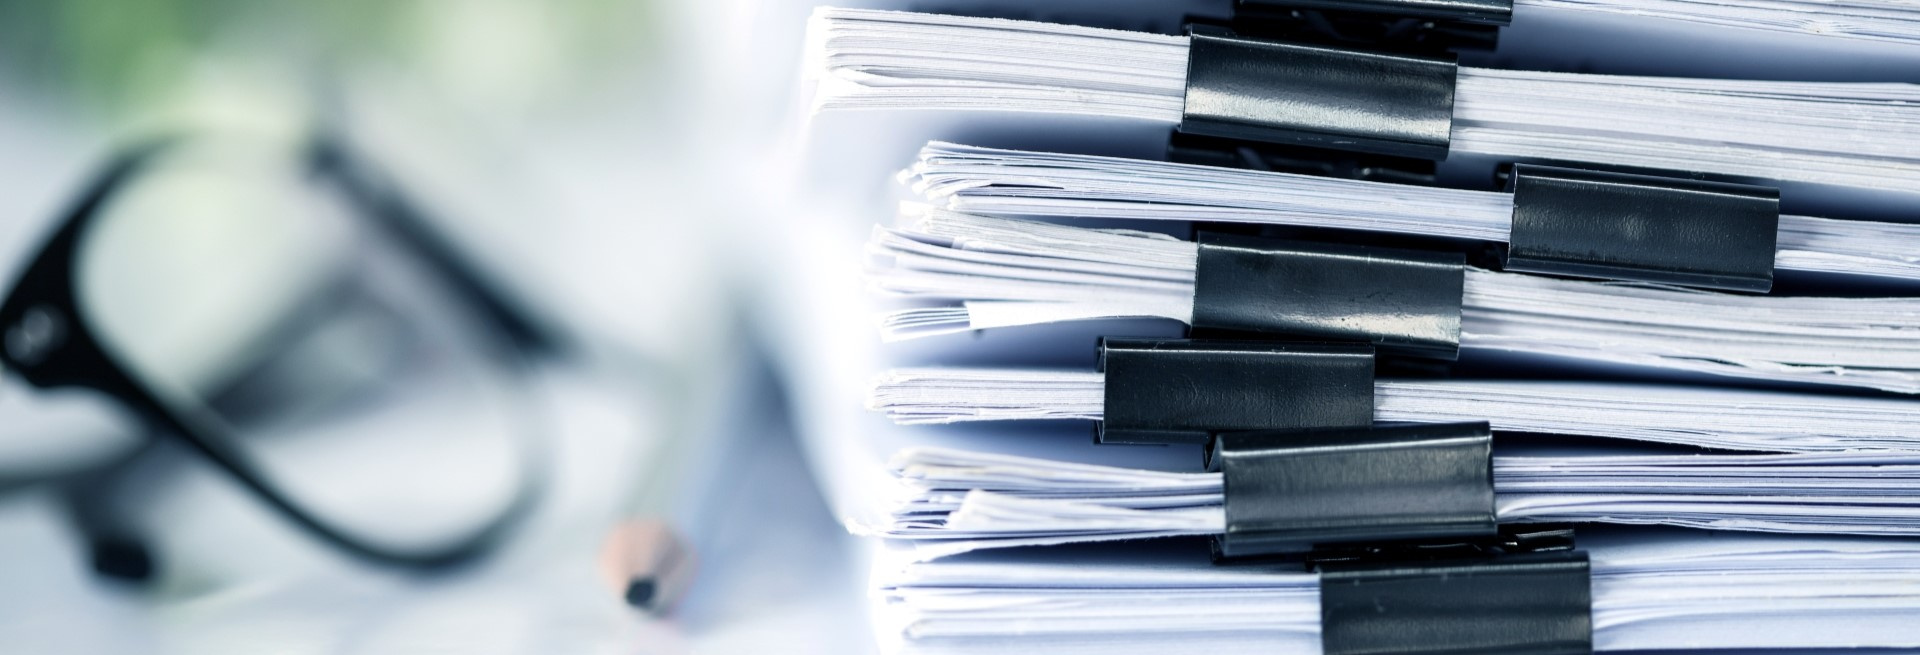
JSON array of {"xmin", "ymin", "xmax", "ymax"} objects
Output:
[
  {"xmin": 869, "ymin": 209, "xmax": 1920, "ymax": 393},
  {"xmin": 876, "ymin": 531, "xmax": 1920, "ymax": 651},
  {"xmin": 900, "ymin": 142, "xmax": 1920, "ymax": 283},
  {"xmin": 868, "ymin": 368, "xmax": 1920, "ymax": 453},
  {"xmin": 1244, "ymin": 0, "xmax": 1514, "ymax": 24},
  {"xmin": 811, "ymin": 9, "xmax": 1920, "ymax": 193},
  {"xmin": 881, "ymin": 445, "xmax": 1920, "ymax": 544}
]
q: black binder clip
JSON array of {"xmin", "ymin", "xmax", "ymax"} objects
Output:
[
  {"xmin": 1317, "ymin": 548, "xmax": 1594, "ymax": 655},
  {"xmin": 1243, "ymin": 0, "xmax": 1511, "ymax": 26},
  {"xmin": 1205, "ymin": 420, "xmax": 1594, "ymax": 654},
  {"xmin": 1191, "ymin": 233, "xmax": 1466, "ymax": 361},
  {"xmin": 1504, "ymin": 164, "xmax": 1782, "ymax": 292},
  {"xmin": 1303, "ymin": 524, "xmax": 1578, "ymax": 567},
  {"xmin": 1224, "ymin": 0, "xmax": 1506, "ymax": 57},
  {"xmin": 1178, "ymin": 30, "xmax": 1459, "ymax": 161},
  {"xmin": 1096, "ymin": 338, "xmax": 1375, "ymax": 445},
  {"xmin": 1167, "ymin": 130, "xmax": 1441, "ymax": 186},
  {"xmin": 1207, "ymin": 422, "xmax": 1497, "ymax": 559}
]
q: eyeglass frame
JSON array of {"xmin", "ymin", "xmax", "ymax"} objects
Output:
[{"xmin": 0, "ymin": 132, "xmax": 560, "ymax": 571}]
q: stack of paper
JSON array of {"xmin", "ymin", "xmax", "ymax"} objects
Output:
[
  {"xmin": 874, "ymin": 445, "xmax": 1920, "ymax": 551},
  {"xmin": 808, "ymin": 8, "xmax": 1920, "ymax": 195},
  {"xmin": 869, "ymin": 369, "xmax": 1920, "ymax": 452},
  {"xmin": 771, "ymin": 5, "xmax": 1920, "ymax": 654},
  {"xmin": 873, "ymin": 530, "xmax": 1920, "ymax": 654},
  {"xmin": 868, "ymin": 209, "xmax": 1920, "ymax": 393},
  {"xmin": 897, "ymin": 142, "xmax": 1920, "ymax": 283},
  {"xmin": 863, "ymin": 366, "xmax": 1920, "ymax": 553},
  {"xmin": 1512, "ymin": 0, "xmax": 1920, "ymax": 47}
]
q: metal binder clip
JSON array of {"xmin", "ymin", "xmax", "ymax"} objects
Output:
[
  {"xmin": 1179, "ymin": 31, "xmax": 1459, "ymax": 160},
  {"xmin": 1505, "ymin": 164, "xmax": 1782, "ymax": 292},
  {"xmin": 1318, "ymin": 549, "xmax": 1594, "ymax": 655},
  {"xmin": 1241, "ymin": 0, "xmax": 1512, "ymax": 26},
  {"xmin": 1302, "ymin": 524, "xmax": 1578, "ymax": 568},
  {"xmin": 1208, "ymin": 422, "xmax": 1497, "ymax": 559},
  {"xmin": 1223, "ymin": 0, "xmax": 1506, "ymax": 58},
  {"xmin": 1199, "ymin": 419, "xmax": 1591, "ymax": 653},
  {"xmin": 1191, "ymin": 233, "xmax": 1467, "ymax": 360},
  {"xmin": 1168, "ymin": 131, "xmax": 1442, "ymax": 186},
  {"xmin": 1096, "ymin": 338, "xmax": 1375, "ymax": 445}
]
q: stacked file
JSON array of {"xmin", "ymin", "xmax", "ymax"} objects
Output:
[
  {"xmin": 809, "ymin": 8, "xmax": 1920, "ymax": 200},
  {"xmin": 766, "ymin": 2, "xmax": 1920, "ymax": 653},
  {"xmin": 872, "ymin": 531, "xmax": 1920, "ymax": 653},
  {"xmin": 870, "ymin": 207, "xmax": 1920, "ymax": 392}
]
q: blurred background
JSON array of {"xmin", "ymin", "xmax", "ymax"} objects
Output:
[{"xmin": 0, "ymin": 1, "xmax": 871, "ymax": 653}]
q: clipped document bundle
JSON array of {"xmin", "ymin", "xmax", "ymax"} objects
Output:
[
  {"xmin": 868, "ymin": 209, "xmax": 1920, "ymax": 393},
  {"xmin": 873, "ymin": 530, "xmax": 1920, "ymax": 654},
  {"xmin": 777, "ymin": 5, "xmax": 1920, "ymax": 655},
  {"xmin": 807, "ymin": 9, "xmax": 1920, "ymax": 194},
  {"xmin": 896, "ymin": 142, "xmax": 1920, "ymax": 285},
  {"xmin": 1509, "ymin": 0, "xmax": 1920, "ymax": 46},
  {"xmin": 869, "ymin": 367, "xmax": 1920, "ymax": 452},
  {"xmin": 873, "ymin": 441, "xmax": 1920, "ymax": 551}
]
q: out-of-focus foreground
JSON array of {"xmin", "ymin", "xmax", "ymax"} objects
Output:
[{"xmin": 0, "ymin": 1, "xmax": 869, "ymax": 653}]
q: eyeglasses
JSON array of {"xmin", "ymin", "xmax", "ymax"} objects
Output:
[{"xmin": 1, "ymin": 131, "xmax": 557, "ymax": 576}]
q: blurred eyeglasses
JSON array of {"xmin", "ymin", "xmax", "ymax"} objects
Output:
[{"xmin": 1, "ymin": 132, "xmax": 557, "ymax": 576}]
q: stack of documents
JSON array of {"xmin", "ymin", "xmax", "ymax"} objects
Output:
[
  {"xmin": 875, "ymin": 445, "xmax": 1920, "ymax": 549},
  {"xmin": 895, "ymin": 143, "xmax": 1920, "ymax": 284},
  {"xmin": 870, "ymin": 209, "xmax": 1920, "ymax": 392},
  {"xmin": 765, "ymin": 4, "xmax": 1920, "ymax": 654},
  {"xmin": 873, "ymin": 531, "xmax": 1920, "ymax": 654},
  {"xmin": 1508, "ymin": 0, "xmax": 1920, "ymax": 47},
  {"xmin": 869, "ymin": 370, "xmax": 1920, "ymax": 452},
  {"xmin": 808, "ymin": 9, "xmax": 1920, "ymax": 195}
]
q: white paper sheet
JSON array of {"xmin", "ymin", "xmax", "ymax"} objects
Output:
[
  {"xmin": 872, "ymin": 529, "xmax": 1920, "ymax": 653},
  {"xmin": 789, "ymin": 9, "xmax": 1920, "ymax": 654},
  {"xmin": 809, "ymin": 9, "xmax": 1920, "ymax": 196},
  {"xmin": 869, "ymin": 444, "xmax": 1920, "ymax": 553},
  {"xmin": 1513, "ymin": 0, "xmax": 1920, "ymax": 47},
  {"xmin": 868, "ymin": 210, "xmax": 1920, "ymax": 393},
  {"xmin": 869, "ymin": 368, "xmax": 1920, "ymax": 452},
  {"xmin": 896, "ymin": 142, "xmax": 1920, "ymax": 284}
]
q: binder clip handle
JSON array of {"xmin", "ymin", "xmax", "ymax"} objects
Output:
[
  {"xmin": 1303, "ymin": 524, "xmax": 1578, "ymax": 569},
  {"xmin": 1226, "ymin": 0, "xmax": 1507, "ymax": 55},
  {"xmin": 1240, "ymin": 0, "xmax": 1512, "ymax": 26},
  {"xmin": 1168, "ymin": 131, "xmax": 1441, "ymax": 185}
]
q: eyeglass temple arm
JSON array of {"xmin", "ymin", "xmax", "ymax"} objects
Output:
[{"xmin": 306, "ymin": 136, "xmax": 567, "ymax": 360}]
